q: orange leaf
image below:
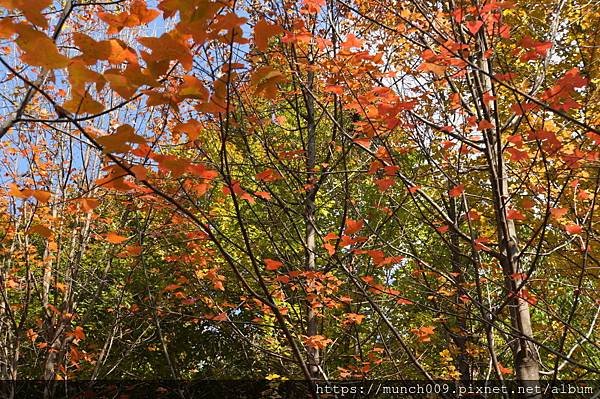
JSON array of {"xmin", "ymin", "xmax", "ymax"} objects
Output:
[
  {"xmin": 303, "ymin": 335, "xmax": 332, "ymax": 349},
  {"xmin": 27, "ymin": 224, "xmax": 53, "ymax": 238},
  {"xmin": 72, "ymin": 326, "xmax": 85, "ymax": 341},
  {"xmin": 550, "ymin": 207, "xmax": 567, "ymax": 220},
  {"xmin": 498, "ymin": 362, "xmax": 513, "ymax": 375},
  {"xmin": 14, "ymin": 24, "xmax": 68, "ymax": 69},
  {"xmin": 255, "ymin": 191, "xmax": 272, "ymax": 200},
  {"xmin": 301, "ymin": 0, "xmax": 325, "ymax": 13},
  {"xmin": 27, "ymin": 328, "xmax": 38, "ymax": 342},
  {"xmin": 478, "ymin": 119, "xmax": 494, "ymax": 130},
  {"xmin": 341, "ymin": 33, "xmax": 364, "ymax": 49},
  {"xmin": 345, "ymin": 219, "xmax": 364, "ymax": 235},
  {"xmin": 343, "ymin": 313, "xmax": 365, "ymax": 325},
  {"xmin": 254, "ymin": 18, "xmax": 283, "ymax": 52},
  {"xmin": 73, "ymin": 33, "xmax": 112, "ymax": 64},
  {"xmin": 80, "ymin": 198, "xmax": 100, "ymax": 212},
  {"xmin": 256, "ymin": 168, "xmax": 282, "ymax": 182},
  {"xmin": 8, "ymin": 183, "xmax": 32, "ymax": 199},
  {"xmin": 264, "ymin": 258, "xmax": 283, "ymax": 271},
  {"xmin": 506, "ymin": 147, "xmax": 529, "ymax": 162},
  {"xmin": 411, "ymin": 326, "xmax": 435, "ymax": 342},
  {"xmin": 448, "ymin": 184, "xmax": 464, "ymax": 198},
  {"xmin": 565, "ymin": 223, "xmax": 583, "ymax": 235},
  {"xmin": 138, "ymin": 33, "xmax": 193, "ymax": 71},
  {"xmin": 106, "ymin": 232, "xmax": 128, "ymax": 244},
  {"xmin": 1, "ymin": 0, "xmax": 51, "ymax": 28},
  {"xmin": 32, "ymin": 190, "xmax": 51, "ymax": 203},
  {"xmin": 63, "ymin": 92, "xmax": 104, "ymax": 115},
  {"xmin": 178, "ymin": 76, "xmax": 209, "ymax": 101},
  {"xmin": 506, "ymin": 209, "xmax": 526, "ymax": 221}
]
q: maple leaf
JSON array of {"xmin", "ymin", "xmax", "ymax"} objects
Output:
[
  {"xmin": 564, "ymin": 223, "xmax": 583, "ymax": 235},
  {"xmin": 254, "ymin": 18, "xmax": 283, "ymax": 51},
  {"xmin": 73, "ymin": 33, "xmax": 112, "ymax": 64},
  {"xmin": 341, "ymin": 33, "xmax": 364, "ymax": 50},
  {"xmin": 14, "ymin": 24, "xmax": 69, "ymax": 69},
  {"xmin": 32, "ymin": 190, "xmax": 51, "ymax": 203},
  {"xmin": 303, "ymin": 335, "xmax": 332, "ymax": 349},
  {"xmin": 302, "ymin": 0, "xmax": 325, "ymax": 14},
  {"xmin": 1, "ymin": 0, "xmax": 51, "ymax": 28},
  {"xmin": 324, "ymin": 85, "xmax": 344, "ymax": 95},
  {"xmin": 436, "ymin": 225, "xmax": 449, "ymax": 233},
  {"xmin": 418, "ymin": 62, "xmax": 447, "ymax": 76},
  {"xmin": 345, "ymin": 219, "xmax": 364, "ymax": 235},
  {"xmin": 448, "ymin": 184, "xmax": 464, "ymax": 198},
  {"xmin": 343, "ymin": 313, "xmax": 365, "ymax": 325},
  {"xmin": 506, "ymin": 209, "xmax": 526, "ymax": 221},
  {"xmin": 478, "ymin": 119, "xmax": 494, "ymax": 130},
  {"xmin": 375, "ymin": 178, "xmax": 395, "ymax": 192},
  {"xmin": 63, "ymin": 92, "xmax": 105, "ymax": 115},
  {"xmin": 264, "ymin": 258, "xmax": 284, "ymax": 271},
  {"xmin": 106, "ymin": 232, "xmax": 128, "ymax": 244},
  {"xmin": 466, "ymin": 20, "xmax": 483, "ymax": 35},
  {"xmin": 138, "ymin": 33, "xmax": 193, "ymax": 71},
  {"xmin": 586, "ymin": 132, "xmax": 600, "ymax": 145},
  {"xmin": 27, "ymin": 224, "xmax": 53, "ymax": 238},
  {"xmin": 256, "ymin": 168, "xmax": 282, "ymax": 182},
  {"xmin": 506, "ymin": 147, "xmax": 529, "ymax": 162},
  {"xmin": 27, "ymin": 329, "xmax": 38, "ymax": 343},
  {"xmin": 550, "ymin": 208, "xmax": 567, "ymax": 220},
  {"xmin": 99, "ymin": 0, "xmax": 159, "ymax": 34},
  {"xmin": 178, "ymin": 76, "xmax": 209, "ymax": 101},
  {"xmin": 174, "ymin": 120, "xmax": 203, "ymax": 141},
  {"xmin": 411, "ymin": 326, "xmax": 435, "ymax": 342},
  {"xmin": 255, "ymin": 191, "xmax": 272, "ymax": 200},
  {"xmin": 97, "ymin": 124, "xmax": 145, "ymax": 153},
  {"xmin": 71, "ymin": 326, "xmax": 85, "ymax": 341},
  {"xmin": 498, "ymin": 362, "xmax": 513, "ymax": 375},
  {"xmin": 518, "ymin": 35, "xmax": 552, "ymax": 60}
]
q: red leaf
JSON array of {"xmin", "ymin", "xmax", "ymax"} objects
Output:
[
  {"xmin": 478, "ymin": 119, "xmax": 494, "ymax": 130},
  {"xmin": 506, "ymin": 209, "xmax": 526, "ymax": 221},
  {"xmin": 565, "ymin": 223, "xmax": 583, "ymax": 235},
  {"xmin": 345, "ymin": 219, "xmax": 364, "ymax": 235},
  {"xmin": 466, "ymin": 20, "xmax": 483, "ymax": 35},
  {"xmin": 264, "ymin": 258, "xmax": 283, "ymax": 271},
  {"xmin": 436, "ymin": 225, "xmax": 449, "ymax": 233},
  {"xmin": 449, "ymin": 184, "xmax": 464, "ymax": 198},
  {"xmin": 375, "ymin": 178, "xmax": 395, "ymax": 192}
]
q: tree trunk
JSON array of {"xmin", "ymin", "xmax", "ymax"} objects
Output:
[{"xmin": 304, "ymin": 68, "xmax": 320, "ymax": 379}]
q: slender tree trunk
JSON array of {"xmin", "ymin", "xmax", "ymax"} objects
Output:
[
  {"xmin": 304, "ymin": 68, "xmax": 320, "ymax": 379},
  {"xmin": 478, "ymin": 55, "xmax": 541, "ymax": 394}
]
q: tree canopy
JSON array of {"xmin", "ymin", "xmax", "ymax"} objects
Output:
[{"xmin": 0, "ymin": 0, "xmax": 599, "ymax": 396}]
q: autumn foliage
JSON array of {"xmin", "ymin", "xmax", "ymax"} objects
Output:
[{"xmin": 0, "ymin": 0, "xmax": 599, "ymax": 395}]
